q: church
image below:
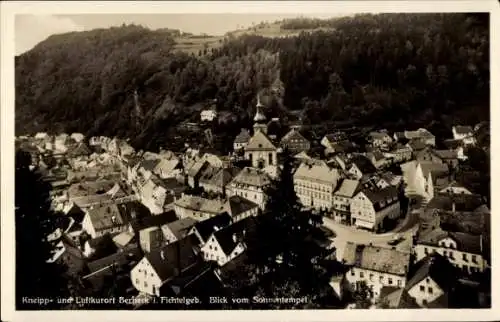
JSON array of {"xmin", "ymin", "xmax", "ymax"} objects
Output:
[{"xmin": 244, "ymin": 95, "xmax": 278, "ymax": 170}]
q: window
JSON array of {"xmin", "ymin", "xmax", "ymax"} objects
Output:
[
  {"xmin": 135, "ymin": 279, "xmax": 139, "ymax": 284},
  {"xmin": 379, "ymin": 275, "xmax": 384, "ymax": 282},
  {"xmin": 424, "ymin": 247, "xmax": 429, "ymax": 254},
  {"xmin": 428, "ymin": 287, "xmax": 433, "ymax": 294},
  {"xmin": 144, "ymin": 281, "xmax": 148, "ymax": 287},
  {"xmin": 360, "ymin": 271, "xmax": 364, "ymax": 278},
  {"xmin": 472, "ymin": 255, "xmax": 477, "ymax": 263},
  {"xmin": 268, "ymin": 153, "xmax": 273, "ymax": 165},
  {"xmin": 420, "ymin": 285, "xmax": 425, "ymax": 292},
  {"xmin": 463, "ymin": 253, "xmax": 468, "ymax": 261},
  {"xmin": 369, "ymin": 274, "xmax": 374, "ymax": 281},
  {"xmin": 351, "ymin": 270, "xmax": 355, "ymax": 276},
  {"xmin": 388, "ymin": 278, "xmax": 393, "ymax": 285}
]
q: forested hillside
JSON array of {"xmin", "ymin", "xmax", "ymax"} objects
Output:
[{"xmin": 15, "ymin": 13, "xmax": 489, "ymax": 151}]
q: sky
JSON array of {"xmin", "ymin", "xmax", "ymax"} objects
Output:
[{"xmin": 15, "ymin": 13, "xmax": 348, "ymax": 55}]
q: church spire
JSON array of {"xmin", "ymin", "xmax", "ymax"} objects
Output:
[{"xmin": 253, "ymin": 94, "xmax": 267, "ymax": 124}]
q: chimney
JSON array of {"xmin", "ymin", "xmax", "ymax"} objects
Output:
[
  {"xmin": 111, "ymin": 215, "xmax": 116, "ymax": 224},
  {"xmin": 160, "ymin": 250, "xmax": 165, "ymax": 260},
  {"xmin": 232, "ymin": 234, "xmax": 238, "ymax": 243},
  {"xmin": 452, "ymin": 201, "xmax": 456, "ymax": 214}
]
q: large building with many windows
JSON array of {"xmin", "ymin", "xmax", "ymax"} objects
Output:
[{"xmin": 293, "ymin": 160, "xmax": 340, "ymax": 211}]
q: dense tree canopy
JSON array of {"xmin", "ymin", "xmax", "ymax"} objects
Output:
[
  {"xmin": 16, "ymin": 13, "xmax": 489, "ymax": 152},
  {"xmin": 15, "ymin": 149, "xmax": 68, "ymax": 309}
]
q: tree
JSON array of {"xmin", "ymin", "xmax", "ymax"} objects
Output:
[
  {"xmin": 246, "ymin": 149, "xmax": 330, "ymax": 308},
  {"xmin": 15, "ymin": 149, "xmax": 68, "ymax": 309}
]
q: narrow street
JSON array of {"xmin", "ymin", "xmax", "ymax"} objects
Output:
[{"xmin": 322, "ymin": 209, "xmax": 420, "ymax": 261}]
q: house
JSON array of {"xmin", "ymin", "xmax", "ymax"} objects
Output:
[
  {"xmin": 67, "ymin": 142, "xmax": 91, "ymax": 159},
  {"xmin": 244, "ymin": 130, "xmax": 277, "ymax": 170},
  {"xmin": 130, "ymin": 235, "xmax": 201, "ymax": 297},
  {"xmin": 200, "ymin": 217, "xmax": 255, "ymax": 266},
  {"xmin": 432, "ymin": 150, "xmax": 460, "ymax": 169},
  {"xmin": 186, "ymin": 160, "xmax": 210, "ymax": 189},
  {"xmin": 406, "ymin": 139, "xmax": 428, "ymax": 153},
  {"xmin": 332, "ymin": 179, "xmax": 361, "ymax": 223},
  {"xmin": 153, "ymin": 157, "xmax": 181, "ymax": 179},
  {"xmin": 452, "ymin": 125, "xmax": 476, "ymax": 146},
  {"xmin": 347, "ymin": 155, "xmax": 377, "ymax": 180},
  {"xmin": 138, "ymin": 227, "xmax": 165, "ymax": 253},
  {"xmin": 137, "ymin": 159, "xmax": 161, "ymax": 182},
  {"xmin": 365, "ymin": 150, "xmax": 389, "ymax": 169},
  {"xmin": 161, "ymin": 218, "xmax": 198, "ymax": 245},
  {"xmin": 200, "ymin": 106, "xmax": 217, "ymax": 122},
  {"xmin": 324, "ymin": 140, "xmax": 356, "ymax": 157},
  {"xmin": 294, "ymin": 151, "xmax": 312, "ymax": 163},
  {"xmin": 128, "ymin": 209, "xmax": 177, "ymax": 235},
  {"xmin": 233, "ymin": 129, "xmax": 251, "ymax": 151},
  {"xmin": 54, "ymin": 134, "xmax": 70, "ymax": 153},
  {"xmin": 414, "ymin": 228, "xmax": 487, "ymax": 274},
  {"xmin": 376, "ymin": 172, "xmax": 403, "ymax": 189},
  {"xmin": 82, "ymin": 204, "xmax": 130, "ymax": 239},
  {"xmin": 188, "ymin": 212, "xmax": 233, "ymax": 245},
  {"xmin": 226, "ymin": 167, "xmax": 271, "ymax": 210},
  {"xmin": 174, "ymin": 194, "xmax": 226, "ymax": 221},
  {"xmin": 112, "ymin": 231, "xmax": 135, "ymax": 249},
  {"xmin": 138, "ymin": 176, "xmax": 174, "ymax": 215},
  {"xmin": 400, "ymin": 161, "xmax": 449, "ymax": 202},
  {"xmin": 384, "ymin": 144, "xmax": 413, "ymax": 163},
  {"xmin": 224, "ymin": 195, "xmax": 260, "ymax": 222},
  {"xmin": 279, "ymin": 129, "xmax": 310, "ymax": 154},
  {"xmin": 350, "ymin": 186, "xmax": 400, "ymax": 232},
  {"xmin": 293, "ymin": 160, "xmax": 340, "ymax": 211},
  {"xmin": 368, "ymin": 131, "xmax": 393, "ymax": 148},
  {"xmin": 200, "ymin": 153, "xmax": 225, "ymax": 169},
  {"xmin": 343, "ymin": 243, "xmax": 411, "ymax": 299},
  {"xmin": 201, "ymin": 167, "xmax": 240, "ymax": 197},
  {"xmin": 405, "ymin": 254, "xmax": 457, "ymax": 308},
  {"xmin": 439, "ymin": 181, "xmax": 473, "ymax": 195},
  {"xmin": 377, "ymin": 287, "xmax": 419, "ymax": 309},
  {"xmin": 82, "ymin": 233, "xmax": 118, "ymax": 259},
  {"xmin": 404, "ymin": 128, "xmax": 436, "ymax": 146},
  {"xmin": 320, "ymin": 132, "xmax": 348, "ymax": 150}
]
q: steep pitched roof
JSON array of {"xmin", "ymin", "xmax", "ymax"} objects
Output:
[
  {"xmin": 433, "ymin": 149, "xmax": 458, "ymax": 160},
  {"xmin": 87, "ymin": 204, "xmax": 128, "ymax": 232},
  {"xmin": 350, "ymin": 155, "xmax": 377, "ymax": 174},
  {"xmin": 280, "ymin": 129, "xmax": 309, "ymax": 145},
  {"xmin": 417, "ymin": 228, "xmax": 483, "ymax": 254},
  {"xmin": 294, "ymin": 161, "xmax": 340, "ymax": 184},
  {"xmin": 139, "ymin": 159, "xmax": 161, "ymax": 172},
  {"xmin": 454, "ymin": 125, "xmax": 474, "ymax": 135},
  {"xmin": 145, "ymin": 235, "xmax": 200, "ymax": 283},
  {"xmin": 358, "ymin": 186, "xmax": 399, "ymax": 212},
  {"xmin": 225, "ymin": 196, "xmax": 259, "ymax": 218},
  {"xmin": 129, "ymin": 210, "xmax": 178, "ymax": 233},
  {"xmin": 407, "ymin": 139, "xmax": 427, "ymax": 151},
  {"xmin": 187, "ymin": 160, "xmax": 209, "ymax": 178},
  {"xmin": 192, "ymin": 212, "xmax": 232, "ymax": 243},
  {"xmin": 162, "ymin": 218, "xmax": 198, "ymax": 240},
  {"xmin": 174, "ymin": 195, "xmax": 226, "ymax": 214},
  {"xmin": 245, "ymin": 131, "xmax": 276, "ymax": 151},
  {"xmin": 324, "ymin": 132, "xmax": 348, "ymax": 143},
  {"xmin": 334, "ymin": 179, "xmax": 361, "ymax": 197},
  {"xmin": 234, "ymin": 129, "xmax": 251, "ymax": 144},
  {"xmin": 405, "ymin": 254, "xmax": 456, "ymax": 292},
  {"xmin": 342, "ymin": 243, "xmax": 410, "ymax": 276},
  {"xmin": 212, "ymin": 217, "xmax": 256, "ymax": 256},
  {"xmin": 419, "ymin": 161, "xmax": 449, "ymax": 179},
  {"xmin": 230, "ymin": 167, "xmax": 271, "ymax": 188},
  {"xmin": 379, "ymin": 287, "xmax": 419, "ymax": 309}
]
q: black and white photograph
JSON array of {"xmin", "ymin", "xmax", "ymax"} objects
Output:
[{"xmin": 1, "ymin": 1, "xmax": 499, "ymax": 321}]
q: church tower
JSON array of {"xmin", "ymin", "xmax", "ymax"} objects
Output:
[{"xmin": 253, "ymin": 94, "xmax": 268, "ymax": 134}]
